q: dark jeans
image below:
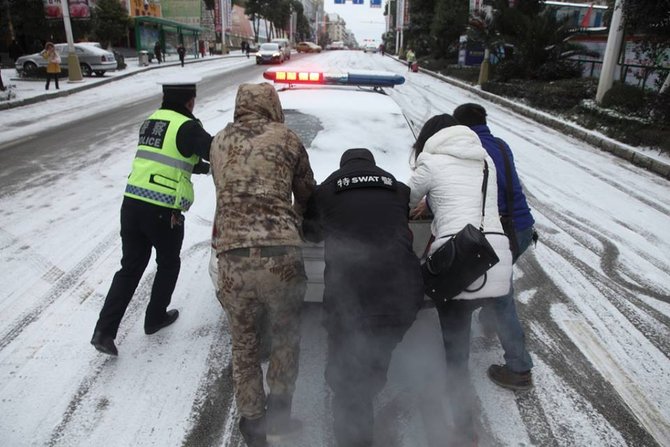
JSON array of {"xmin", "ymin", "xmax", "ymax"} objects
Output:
[
  {"xmin": 326, "ymin": 322, "xmax": 410, "ymax": 447},
  {"xmin": 479, "ymin": 226, "xmax": 535, "ymax": 372},
  {"xmin": 94, "ymin": 198, "xmax": 184, "ymax": 338},
  {"xmin": 436, "ymin": 298, "xmax": 491, "ymax": 441},
  {"xmin": 45, "ymin": 73, "xmax": 59, "ymax": 90}
]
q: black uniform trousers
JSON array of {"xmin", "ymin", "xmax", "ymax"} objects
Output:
[
  {"xmin": 325, "ymin": 321, "xmax": 411, "ymax": 447},
  {"xmin": 94, "ymin": 197, "xmax": 184, "ymax": 338}
]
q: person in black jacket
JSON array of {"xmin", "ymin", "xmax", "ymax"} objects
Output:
[{"xmin": 303, "ymin": 148, "xmax": 423, "ymax": 447}]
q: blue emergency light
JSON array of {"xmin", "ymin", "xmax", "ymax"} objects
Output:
[{"xmin": 263, "ymin": 69, "xmax": 405, "ymax": 88}]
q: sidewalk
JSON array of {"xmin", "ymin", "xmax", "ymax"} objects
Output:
[{"xmin": 0, "ymin": 51, "xmax": 247, "ymax": 111}]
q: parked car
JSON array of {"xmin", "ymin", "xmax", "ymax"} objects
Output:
[
  {"xmin": 208, "ymin": 68, "xmax": 427, "ymax": 302},
  {"xmin": 271, "ymin": 38, "xmax": 292, "ymax": 60},
  {"xmin": 255, "ymin": 43, "xmax": 285, "ymax": 65},
  {"xmin": 296, "ymin": 41, "xmax": 322, "ymax": 53},
  {"xmin": 15, "ymin": 43, "xmax": 117, "ymax": 77}
]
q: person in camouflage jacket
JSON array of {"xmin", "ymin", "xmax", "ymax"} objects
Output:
[{"xmin": 210, "ymin": 82, "xmax": 316, "ymax": 447}]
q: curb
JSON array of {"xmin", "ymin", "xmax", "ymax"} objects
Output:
[
  {"xmin": 394, "ymin": 56, "xmax": 670, "ymax": 180},
  {"xmin": 0, "ymin": 54, "xmax": 238, "ymax": 112}
]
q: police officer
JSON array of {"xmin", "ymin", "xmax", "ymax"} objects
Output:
[
  {"xmin": 90, "ymin": 76, "xmax": 213, "ymax": 356},
  {"xmin": 303, "ymin": 148, "xmax": 424, "ymax": 447}
]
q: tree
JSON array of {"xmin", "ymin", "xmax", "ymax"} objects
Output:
[
  {"xmin": 622, "ymin": 0, "xmax": 670, "ymax": 91},
  {"xmin": 430, "ymin": 0, "xmax": 469, "ymax": 59},
  {"xmin": 91, "ymin": 0, "xmax": 130, "ymax": 49},
  {"xmin": 405, "ymin": 0, "xmax": 437, "ymax": 56},
  {"xmin": 480, "ymin": 0, "xmax": 594, "ymax": 81}
]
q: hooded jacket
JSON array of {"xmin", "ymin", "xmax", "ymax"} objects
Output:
[
  {"xmin": 210, "ymin": 82, "xmax": 316, "ymax": 252},
  {"xmin": 408, "ymin": 125, "xmax": 512, "ymax": 300},
  {"xmin": 304, "ymin": 148, "xmax": 423, "ymax": 328}
]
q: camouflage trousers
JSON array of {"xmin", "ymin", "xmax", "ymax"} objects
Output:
[{"xmin": 217, "ymin": 246, "xmax": 306, "ymax": 419}]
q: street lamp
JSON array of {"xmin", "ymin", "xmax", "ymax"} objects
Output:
[{"xmin": 61, "ymin": 0, "xmax": 83, "ymax": 82}]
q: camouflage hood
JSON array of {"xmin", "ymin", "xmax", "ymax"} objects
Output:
[
  {"xmin": 210, "ymin": 82, "xmax": 315, "ymax": 252},
  {"xmin": 233, "ymin": 82, "xmax": 285, "ymax": 124}
]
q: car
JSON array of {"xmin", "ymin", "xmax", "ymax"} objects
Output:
[
  {"xmin": 209, "ymin": 68, "xmax": 431, "ymax": 302},
  {"xmin": 364, "ymin": 43, "xmax": 378, "ymax": 53},
  {"xmin": 271, "ymin": 38, "xmax": 292, "ymax": 60},
  {"xmin": 255, "ymin": 42, "xmax": 285, "ymax": 65},
  {"xmin": 326, "ymin": 41, "xmax": 345, "ymax": 50},
  {"xmin": 296, "ymin": 41, "xmax": 322, "ymax": 53},
  {"xmin": 15, "ymin": 42, "xmax": 117, "ymax": 77}
]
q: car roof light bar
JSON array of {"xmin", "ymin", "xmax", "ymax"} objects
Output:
[{"xmin": 263, "ymin": 70, "xmax": 405, "ymax": 88}]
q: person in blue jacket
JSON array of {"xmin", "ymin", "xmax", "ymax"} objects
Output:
[{"xmin": 453, "ymin": 103, "xmax": 536, "ymax": 390}]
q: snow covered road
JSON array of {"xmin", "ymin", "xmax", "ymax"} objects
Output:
[{"xmin": 0, "ymin": 51, "xmax": 668, "ymax": 447}]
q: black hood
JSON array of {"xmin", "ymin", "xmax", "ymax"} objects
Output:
[{"xmin": 339, "ymin": 148, "xmax": 375, "ymax": 167}]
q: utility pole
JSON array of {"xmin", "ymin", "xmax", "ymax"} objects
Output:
[
  {"xmin": 62, "ymin": 0, "xmax": 83, "ymax": 82},
  {"xmin": 596, "ymin": 0, "xmax": 624, "ymax": 103}
]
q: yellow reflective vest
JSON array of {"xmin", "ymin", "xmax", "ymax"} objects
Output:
[{"xmin": 124, "ymin": 109, "xmax": 200, "ymax": 211}]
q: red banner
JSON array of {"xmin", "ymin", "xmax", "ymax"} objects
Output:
[{"xmin": 44, "ymin": 0, "xmax": 94, "ymax": 19}]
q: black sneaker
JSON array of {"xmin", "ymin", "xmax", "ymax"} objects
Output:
[
  {"xmin": 487, "ymin": 365, "xmax": 533, "ymax": 390},
  {"xmin": 90, "ymin": 331, "xmax": 118, "ymax": 356},
  {"xmin": 144, "ymin": 309, "xmax": 179, "ymax": 335}
]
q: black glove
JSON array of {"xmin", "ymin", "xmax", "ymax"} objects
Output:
[{"xmin": 192, "ymin": 160, "xmax": 210, "ymax": 175}]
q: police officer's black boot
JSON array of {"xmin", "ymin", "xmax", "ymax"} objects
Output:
[
  {"xmin": 266, "ymin": 393, "xmax": 302, "ymax": 441},
  {"xmin": 239, "ymin": 415, "xmax": 267, "ymax": 447}
]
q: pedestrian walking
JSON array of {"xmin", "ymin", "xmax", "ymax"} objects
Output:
[
  {"xmin": 210, "ymin": 82, "xmax": 315, "ymax": 447},
  {"xmin": 154, "ymin": 41, "xmax": 162, "ymax": 64},
  {"xmin": 198, "ymin": 40, "xmax": 205, "ymax": 58},
  {"xmin": 302, "ymin": 148, "xmax": 423, "ymax": 447},
  {"xmin": 42, "ymin": 42, "xmax": 61, "ymax": 90},
  {"xmin": 177, "ymin": 44, "xmax": 186, "ymax": 67},
  {"xmin": 90, "ymin": 76, "xmax": 213, "ymax": 357},
  {"xmin": 453, "ymin": 103, "xmax": 536, "ymax": 389},
  {"xmin": 406, "ymin": 48, "xmax": 416, "ymax": 71},
  {"xmin": 408, "ymin": 114, "xmax": 515, "ymax": 445},
  {"xmin": 379, "ymin": 43, "xmax": 385, "ymax": 56}
]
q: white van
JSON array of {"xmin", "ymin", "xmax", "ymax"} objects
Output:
[{"xmin": 271, "ymin": 38, "xmax": 291, "ymax": 60}]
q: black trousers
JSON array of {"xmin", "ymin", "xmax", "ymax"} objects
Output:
[
  {"xmin": 94, "ymin": 198, "xmax": 184, "ymax": 338},
  {"xmin": 45, "ymin": 73, "xmax": 59, "ymax": 90},
  {"xmin": 326, "ymin": 322, "xmax": 410, "ymax": 447}
]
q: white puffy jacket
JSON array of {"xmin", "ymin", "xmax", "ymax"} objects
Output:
[{"xmin": 408, "ymin": 125, "xmax": 512, "ymax": 300}]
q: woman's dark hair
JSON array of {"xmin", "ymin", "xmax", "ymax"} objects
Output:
[{"xmin": 412, "ymin": 114, "xmax": 459, "ymax": 160}]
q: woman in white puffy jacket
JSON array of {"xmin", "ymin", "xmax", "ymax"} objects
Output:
[{"xmin": 408, "ymin": 114, "xmax": 513, "ymax": 444}]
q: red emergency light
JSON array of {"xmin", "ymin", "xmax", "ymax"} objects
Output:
[{"xmin": 263, "ymin": 70, "xmax": 324, "ymax": 84}]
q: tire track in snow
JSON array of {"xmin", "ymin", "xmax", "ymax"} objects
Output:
[
  {"xmin": 0, "ymin": 230, "xmax": 119, "ymax": 351},
  {"xmin": 181, "ymin": 314, "xmax": 237, "ymax": 447},
  {"xmin": 514, "ymin": 252, "xmax": 659, "ymax": 446},
  {"xmin": 530, "ymin": 198, "xmax": 670, "ymax": 356},
  {"xmin": 46, "ymin": 240, "xmax": 215, "ymax": 446}
]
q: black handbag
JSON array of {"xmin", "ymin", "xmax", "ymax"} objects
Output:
[{"xmin": 421, "ymin": 161, "xmax": 500, "ymax": 303}]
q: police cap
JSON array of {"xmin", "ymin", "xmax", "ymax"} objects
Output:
[{"xmin": 158, "ymin": 75, "xmax": 201, "ymax": 103}]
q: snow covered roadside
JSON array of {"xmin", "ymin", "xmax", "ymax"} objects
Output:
[{"xmin": 416, "ymin": 67, "xmax": 670, "ymax": 180}]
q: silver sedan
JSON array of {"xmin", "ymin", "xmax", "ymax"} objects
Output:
[{"xmin": 15, "ymin": 42, "xmax": 117, "ymax": 77}]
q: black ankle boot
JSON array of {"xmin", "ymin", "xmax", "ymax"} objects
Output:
[{"xmin": 239, "ymin": 415, "xmax": 267, "ymax": 447}]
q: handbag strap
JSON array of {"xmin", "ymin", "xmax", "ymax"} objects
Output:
[
  {"xmin": 495, "ymin": 138, "xmax": 515, "ymax": 224},
  {"xmin": 480, "ymin": 160, "xmax": 489, "ymax": 231}
]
